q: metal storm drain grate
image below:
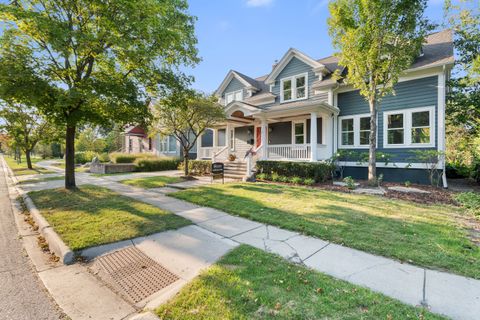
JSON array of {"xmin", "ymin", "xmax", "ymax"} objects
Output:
[{"xmin": 93, "ymin": 246, "xmax": 179, "ymax": 303}]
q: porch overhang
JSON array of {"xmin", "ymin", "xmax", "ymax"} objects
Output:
[{"xmin": 256, "ymin": 99, "xmax": 339, "ymax": 119}]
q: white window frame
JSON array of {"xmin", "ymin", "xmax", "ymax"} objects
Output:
[
  {"xmin": 224, "ymin": 89, "xmax": 243, "ymax": 106},
  {"xmin": 383, "ymin": 106, "xmax": 435, "ymax": 148},
  {"xmin": 338, "ymin": 113, "xmax": 374, "ymax": 149},
  {"xmin": 280, "ymin": 72, "xmax": 308, "ymax": 103},
  {"xmin": 159, "ymin": 135, "xmax": 177, "ymax": 153},
  {"xmin": 292, "ymin": 120, "xmax": 307, "ymax": 145}
]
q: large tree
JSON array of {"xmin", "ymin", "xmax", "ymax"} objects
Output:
[
  {"xmin": 328, "ymin": 0, "xmax": 432, "ymax": 183},
  {"xmin": 0, "ymin": 0, "xmax": 198, "ymax": 189},
  {"xmin": 0, "ymin": 103, "xmax": 59, "ymax": 169},
  {"xmin": 152, "ymin": 89, "xmax": 225, "ymax": 176}
]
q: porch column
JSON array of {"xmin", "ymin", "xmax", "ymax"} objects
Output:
[
  {"xmin": 261, "ymin": 118, "xmax": 268, "ymax": 160},
  {"xmin": 226, "ymin": 124, "xmax": 231, "ymax": 151},
  {"xmin": 310, "ymin": 112, "xmax": 318, "ymax": 161}
]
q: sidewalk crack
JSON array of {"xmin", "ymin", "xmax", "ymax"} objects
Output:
[{"xmin": 302, "ymin": 243, "xmax": 331, "ymax": 262}]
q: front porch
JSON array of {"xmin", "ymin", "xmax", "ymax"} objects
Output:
[{"xmin": 197, "ymin": 99, "xmax": 339, "ymax": 164}]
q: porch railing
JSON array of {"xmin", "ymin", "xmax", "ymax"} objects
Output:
[{"xmin": 267, "ymin": 144, "xmax": 312, "ymax": 160}]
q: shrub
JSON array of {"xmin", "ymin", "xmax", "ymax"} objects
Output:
[
  {"xmin": 303, "ymin": 178, "xmax": 315, "ymax": 186},
  {"xmin": 178, "ymin": 160, "xmax": 211, "ymax": 175},
  {"xmin": 271, "ymin": 172, "xmax": 281, "ymax": 182},
  {"xmin": 74, "ymin": 151, "xmax": 96, "ymax": 164},
  {"xmin": 98, "ymin": 152, "xmax": 110, "ymax": 163},
  {"xmin": 256, "ymin": 173, "xmax": 268, "ymax": 180},
  {"xmin": 279, "ymin": 175, "xmax": 290, "ymax": 183},
  {"xmin": 115, "ymin": 155, "xmax": 137, "ymax": 163},
  {"xmin": 455, "ymin": 192, "xmax": 480, "ymax": 217},
  {"xmin": 109, "ymin": 153, "xmax": 156, "ymax": 164},
  {"xmin": 256, "ymin": 161, "xmax": 333, "ymax": 183},
  {"xmin": 290, "ymin": 176, "xmax": 303, "ymax": 185},
  {"xmin": 136, "ymin": 158, "xmax": 181, "ymax": 172},
  {"xmin": 343, "ymin": 176, "xmax": 356, "ymax": 190},
  {"xmin": 446, "ymin": 163, "xmax": 470, "ymax": 179},
  {"xmin": 404, "ymin": 180, "xmax": 412, "ymax": 187}
]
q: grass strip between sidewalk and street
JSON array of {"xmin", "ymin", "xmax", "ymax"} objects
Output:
[
  {"xmin": 171, "ymin": 182, "xmax": 480, "ymax": 279},
  {"xmin": 156, "ymin": 245, "xmax": 445, "ymax": 320},
  {"xmin": 119, "ymin": 176, "xmax": 184, "ymax": 189},
  {"xmin": 29, "ymin": 185, "xmax": 191, "ymax": 251},
  {"xmin": 18, "ymin": 176, "xmax": 64, "ymax": 184},
  {"xmin": 4, "ymin": 156, "xmax": 54, "ymax": 175}
]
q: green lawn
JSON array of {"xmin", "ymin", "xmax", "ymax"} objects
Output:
[
  {"xmin": 4, "ymin": 156, "xmax": 54, "ymax": 175},
  {"xmin": 157, "ymin": 245, "xmax": 444, "ymax": 320},
  {"xmin": 19, "ymin": 176, "xmax": 64, "ymax": 184},
  {"xmin": 171, "ymin": 183, "xmax": 480, "ymax": 279},
  {"xmin": 29, "ymin": 185, "xmax": 191, "ymax": 251},
  {"xmin": 120, "ymin": 176, "xmax": 184, "ymax": 189}
]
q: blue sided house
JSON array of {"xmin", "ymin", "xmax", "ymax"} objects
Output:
[{"xmin": 197, "ymin": 30, "xmax": 454, "ymax": 186}]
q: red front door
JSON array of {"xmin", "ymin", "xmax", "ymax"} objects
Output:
[{"xmin": 255, "ymin": 127, "xmax": 262, "ymax": 148}]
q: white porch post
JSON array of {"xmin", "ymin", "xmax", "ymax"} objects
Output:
[
  {"xmin": 226, "ymin": 124, "xmax": 231, "ymax": 151},
  {"xmin": 261, "ymin": 118, "xmax": 268, "ymax": 160},
  {"xmin": 310, "ymin": 112, "xmax": 318, "ymax": 162}
]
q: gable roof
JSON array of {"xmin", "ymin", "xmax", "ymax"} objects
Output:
[{"xmin": 215, "ymin": 70, "xmax": 261, "ymax": 96}]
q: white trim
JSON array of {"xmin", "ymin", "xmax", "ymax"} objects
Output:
[
  {"xmin": 224, "ymin": 89, "xmax": 243, "ymax": 106},
  {"xmin": 229, "ymin": 127, "xmax": 235, "ymax": 151},
  {"xmin": 437, "ymin": 72, "xmax": 446, "ymax": 153},
  {"xmin": 158, "ymin": 134, "xmax": 177, "ymax": 154},
  {"xmin": 383, "ymin": 106, "xmax": 435, "ymax": 148},
  {"xmin": 280, "ymin": 72, "xmax": 308, "ymax": 103},
  {"xmin": 338, "ymin": 113, "xmax": 374, "ymax": 149},
  {"xmin": 291, "ymin": 120, "xmax": 307, "ymax": 145},
  {"xmin": 339, "ymin": 161, "xmax": 440, "ymax": 169},
  {"xmin": 216, "ymin": 70, "xmax": 257, "ymax": 97},
  {"xmin": 265, "ymin": 48, "xmax": 325, "ymax": 84}
]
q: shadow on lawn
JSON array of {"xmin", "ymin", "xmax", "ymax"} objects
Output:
[{"xmin": 172, "ymin": 184, "xmax": 480, "ymax": 278}]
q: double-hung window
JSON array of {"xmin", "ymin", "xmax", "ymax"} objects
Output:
[
  {"xmin": 159, "ymin": 135, "xmax": 177, "ymax": 153},
  {"xmin": 225, "ymin": 90, "xmax": 243, "ymax": 106},
  {"xmin": 281, "ymin": 73, "xmax": 308, "ymax": 102},
  {"xmin": 339, "ymin": 113, "xmax": 372, "ymax": 148},
  {"xmin": 383, "ymin": 106, "xmax": 435, "ymax": 148},
  {"xmin": 292, "ymin": 121, "xmax": 306, "ymax": 145}
]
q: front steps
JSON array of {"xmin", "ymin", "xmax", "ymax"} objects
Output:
[{"xmin": 223, "ymin": 161, "xmax": 247, "ymax": 180}]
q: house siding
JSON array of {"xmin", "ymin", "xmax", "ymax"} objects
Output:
[
  {"xmin": 271, "ymin": 57, "xmax": 317, "ymax": 104},
  {"xmin": 222, "ymin": 77, "xmax": 246, "ymax": 98},
  {"xmin": 337, "ymin": 76, "xmax": 439, "ymax": 163}
]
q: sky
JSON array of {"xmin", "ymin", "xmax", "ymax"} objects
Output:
[{"xmin": 186, "ymin": 0, "xmax": 447, "ymax": 93}]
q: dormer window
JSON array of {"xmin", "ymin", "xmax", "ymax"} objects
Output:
[
  {"xmin": 225, "ymin": 90, "xmax": 243, "ymax": 106},
  {"xmin": 280, "ymin": 73, "xmax": 308, "ymax": 102}
]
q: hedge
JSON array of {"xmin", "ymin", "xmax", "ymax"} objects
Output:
[
  {"xmin": 178, "ymin": 160, "xmax": 211, "ymax": 175},
  {"xmin": 136, "ymin": 158, "xmax": 181, "ymax": 172},
  {"xmin": 110, "ymin": 152, "xmax": 156, "ymax": 164},
  {"xmin": 256, "ymin": 160, "xmax": 334, "ymax": 182},
  {"xmin": 116, "ymin": 155, "xmax": 137, "ymax": 163},
  {"xmin": 74, "ymin": 151, "xmax": 97, "ymax": 164}
]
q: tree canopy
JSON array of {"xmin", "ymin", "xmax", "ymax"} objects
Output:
[
  {"xmin": 0, "ymin": 0, "xmax": 199, "ymax": 188},
  {"xmin": 328, "ymin": 0, "xmax": 432, "ymax": 182}
]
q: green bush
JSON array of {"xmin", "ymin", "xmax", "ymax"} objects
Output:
[
  {"xmin": 256, "ymin": 173, "xmax": 268, "ymax": 180},
  {"xmin": 116, "ymin": 155, "xmax": 137, "ymax": 163},
  {"xmin": 271, "ymin": 172, "xmax": 281, "ymax": 182},
  {"xmin": 74, "ymin": 151, "xmax": 96, "ymax": 164},
  {"xmin": 110, "ymin": 152, "xmax": 155, "ymax": 164},
  {"xmin": 303, "ymin": 178, "xmax": 315, "ymax": 186},
  {"xmin": 290, "ymin": 176, "xmax": 303, "ymax": 185},
  {"xmin": 178, "ymin": 160, "xmax": 211, "ymax": 175},
  {"xmin": 136, "ymin": 158, "xmax": 181, "ymax": 172},
  {"xmin": 343, "ymin": 176, "xmax": 356, "ymax": 190},
  {"xmin": 256, "ymin": 160, "xmax": 333, "ymax": 182},
  {"xmin": 279, "ymin": 175, "xmax": 290, "ymax": 183},
  {"xmin": 98, "ymin": 152, "xmax": 110, "ymax": 163},
  {"xmin": 455, "ymin": 192, "xmax": 480, "ymax": 216}
]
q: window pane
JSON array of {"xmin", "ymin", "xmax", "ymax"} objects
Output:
[
  {"xmin": 412, "ymin": 127, "xmax": 430, "ymax": 144},
  {"xmin": 226, "ymin": 93, "xmax": 233, "ymax": 104},
  {"xmin": 168, "ymin": 135, "xmax": 176, "ymax": 151},
  {"xmin": 341, "ymin": 119, "xmax": 353, "ymax": 131},
  {"xmin": 412, "ymin": 111, "xmax": 429, "ymax": 127},
  {"xmin": 295, "ymin": 123, "xmax": 304, "ymax": 135},
  {"xmin": 296, "ymin": 76, "xmax": 305, "ymax": 88},
  {"xmin": 388, "ymin": 129, "xmax": 404, "ymax": 144},
  {"xmin": 234, "ymin": 91, "xmax": 242, "ymax": 101},
  {"xmin": 388, "ymin": 114, "xmax": 403, "ymax": 129},
  {"xmin": 296, "ymin": 87, "xmax": 305, "ymax": 99},
  {"xmin": 360, "ymin": 117, "xmax": 371, "ymax": 130},
  {"xmin": 283, "ymin": 79, "xmax": 291, "ymax": 90},
  {"xmin": 360, "ymin": 131, "xmax": 370, "ymax": 145},
  {"xmin": 342, "ymin": 132, "xmax": 354, "ymax": 145},
  {"xmin": 283, "ymin": 89, "xmax": 292, "ymax": 101},
  {"xmin": 295, "ymin": 135, "xmax": 304, "ymax": 144}
]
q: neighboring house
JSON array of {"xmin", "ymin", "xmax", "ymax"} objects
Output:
[
  {"xmin": 198, "ymin": 30, "xmax": 453, "ymax": 186},
  {"xmin": 124, "ymin": 126, "xmax": 196, "ymax": 159}
]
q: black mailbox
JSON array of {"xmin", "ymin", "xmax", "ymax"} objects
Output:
[{"xmin": 211, "ymin": 162, "xmax": 224, "ymax": 184}]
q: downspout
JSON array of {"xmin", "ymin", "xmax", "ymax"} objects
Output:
[{"xmin": 441, "ymin": 65, "xmax": 448, "ymax": 189}]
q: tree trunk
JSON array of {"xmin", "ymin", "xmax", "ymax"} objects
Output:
[
  {"xmin": 368, "ymin": 98, "xmax": 377, "ymax": 184},
  {"xmin": 65, "ymin": 125, "xmax": 76, "ymax": 189},
  {"xmin": 25, "ymin": 149, "xmax": 32, "ymax": 169},
  {"xmin": 183, "ymin": 148, "xmax": 189, "ymax": 177}
]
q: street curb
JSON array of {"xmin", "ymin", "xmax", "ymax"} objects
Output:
[{"xmin": 1, "ymin": 156, "xmax": 75, "ymax": 265}]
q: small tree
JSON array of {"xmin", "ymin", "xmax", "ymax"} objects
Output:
[
  {"xmin": 409, "ymin": 150, "xmax": 444, "ymax": 187},
  {"xmin": 0, "ymin": 103, "xmax": 59, "ymax": 168},
  {"xmin": 328, "ymin": 0, "xmax": 432, "ymax": 184},
  {"xmin": 152, "ymin": 90, "xmax": 225, "ymax": 176}
]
